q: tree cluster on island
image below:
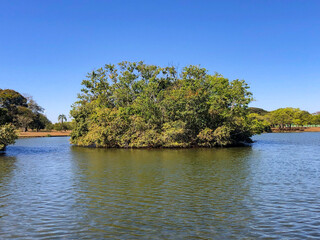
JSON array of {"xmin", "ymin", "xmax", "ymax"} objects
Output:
[
  {"xmin": 70, "ymin": 61, "xmax": 258, "ymax": 148},
  {"xmin": 70, "ymin": 62, "xmax": 320, "ymax": 148}
]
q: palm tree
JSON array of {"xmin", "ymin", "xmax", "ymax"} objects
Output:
[{"xmin": 58, "ymin": 114, "xmax": 67, "ymax": 131}]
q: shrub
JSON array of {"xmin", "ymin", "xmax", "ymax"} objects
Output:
[{"xmin": 0, "ymin": 124, "xmax": 18, "ymax": 151}]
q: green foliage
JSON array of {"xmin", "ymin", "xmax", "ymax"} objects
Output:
[
  {"xmin": 197, "ymin": 128, "xmax": 215, "ymax": 147},
  {"xmin": 57, "ymin": 114, "xmax": 68, "ymax": 130},
  {"xmin": 248, "ymin": 113, "xmax": 271, "ymax": 134},
  {"xmin": 29, "ymin": 113, "xmax": 52, "ymax": 131},
  {"xmin": 16, "ymin": 106, "xmax": 34, "ymax": 131},
  {"xmin": 266, "ymin": 108, "xmax": 317, "ymax": 127},
  {"xmin": 71, "ymin": 61, "xmax": 255, "ymax": 148},
  {"xmin": 0, "ymin": 124, "xmax": 17, "ymax": 151},
  {"xmin": 58, "ymin": 114, "xmax": 67, "ymax": 123},
  {"xmin": 0, "ymin": 89, "xmax": 28, "ymax": 108},
  {"xmin": 0, "ymin": 89, "xmax": 28, "ymax": 122},
  {"xmin": 248, "ymin": 107, "xmax": 269, "ymax": 116},
  {"xmin": 0, "ymin": 89, "xmax": 51, "ymax": 132},
  {"xmin": 161, "ymin": 121, "xmax": 188, "ymax": 147},
  {"xmin": 213, "ymin": 126, "xmax": 232, "ymax": 146},
  {"xmin": 312, "ymin": 113, "xmax": 320, "ymax": 125},
  {"xmin": 52, "ymin": 121, "xmax": 73, "ymax": 131},
  {"xmin": 0, "ymin": 107, "xmax": 9, "ymax": 125},
  {"xmin": 250, "ymin": 108, "xmax": 320, "ymax": 130}
]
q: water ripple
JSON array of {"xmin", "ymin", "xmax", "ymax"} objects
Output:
[{"xmin": 0, "ymin": 134, "xmax": 320, "ymax": 239}]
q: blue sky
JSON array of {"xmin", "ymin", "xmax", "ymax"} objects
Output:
[{"xmin": 1, "ymin": 0, "xmax": 320, "ymax": 122}]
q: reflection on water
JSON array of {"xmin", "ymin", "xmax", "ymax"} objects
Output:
[
  {"xmin": 0, "ymin": 134, "xmax": 320, "ymax": 239},
  {"xmin": 70, "ymin": 147, "xmax": 256, "ymax": 239}
]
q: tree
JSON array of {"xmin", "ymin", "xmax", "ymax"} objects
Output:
[
  {"xmin": 58, "ymin": 114, "xmax": 67, "ymax": 130},
  {"xmin": 0, "ymin": 90, "xmax": 48, "ymax": 132},
  {"xmin": 257, "ymin": 108, "xmax": 320, "ymax": 129},
  {"xmin": 0, "ymin": 89, "xmax": 28, "ymax": 122},
  {"xmin": 16, "ymin": 106, "xmax": 33, "ymax": 132},
  {"xmin": 70, "ymin": 61, "xmax": 255, "ymax": 148},
  {"xmin": 312, "ymin": 114, "xmax": 320, "ymax": 125},
  {"xmin": 268, "ymin": 108, "xmax": 297, "ymax": 128},
  {"xmin": 0, "ymin": 89, "xmax": 28, "ymax": 109},
  {"xmin": 25, "ymin": 95, "xmax": 44, "ymax": 114},
  {"xmin": 293, "ymin": 110, "xmax": 312, "ymax": 126},
  {"xmin": 0, "ymin": 90, "xmax": 49, "ymax": 152},
  {"xmin": 29, "ymin": 114, "xmax": 52, "ymax": 132}
]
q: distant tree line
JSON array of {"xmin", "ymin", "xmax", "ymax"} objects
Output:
[
  {"xmin": 70, "ymin": 61, "xmax": 262, "ymax": 148},
  {"xmin": 50, "ymin": 121, "xmax": 74, "ymax": 131},
  {"xmin": 248, "ymin": 107, "xmax": 320, "ymax": 130},
  {"xmin": 0, "ymin": 89, "xmax": 52, "ymax": 150}
]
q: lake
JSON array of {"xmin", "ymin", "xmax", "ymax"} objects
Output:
[{"xmin": 1, "ymin": 133, "xmax": 320, "ymax": 239}]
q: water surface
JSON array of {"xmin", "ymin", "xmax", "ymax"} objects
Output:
[{"xmin": 1, "ymin": 133, "xmax": 320, "ymax": 239}]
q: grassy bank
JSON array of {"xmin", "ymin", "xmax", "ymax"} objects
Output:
[{"xmin": 18, "ymin": 130, "xmax": 71, "ymax": 138}]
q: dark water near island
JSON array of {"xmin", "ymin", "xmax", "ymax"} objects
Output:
[{"xmin": 0, "ymin": 133, "xmax": 320, "ymax": 239}]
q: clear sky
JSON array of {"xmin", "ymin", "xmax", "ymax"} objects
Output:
[{"xmin": 1, "ymin": 0, "xmax": 319, "ymax": 122}]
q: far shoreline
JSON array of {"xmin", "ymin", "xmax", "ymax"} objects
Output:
[
  {"xmin": 18, "ymin": 131, "xmax": 71, "ymax": 138},
  {"xmin": 271, "ymin": 127, "xmax": 320, "ymax": 133}
]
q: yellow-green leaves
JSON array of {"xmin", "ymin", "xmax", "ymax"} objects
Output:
[
  {"xmin": 70, "ymin": 62, "xmax": 254, "ymax": 148},
  {"xmin": 0, "ymin": 124, "xmax": 17, "ymax": 151}
]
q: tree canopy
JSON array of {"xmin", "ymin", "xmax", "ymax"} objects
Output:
[
  {"xmin": 0, "ymin": 89, "xmax": 51, "ymax": 132},
  {"xmin": 248, "ymin": 107, "xmax": 269, "ymax": 116},
  {"xmin": 247, "ymin": 107, "xmax": 320, "ymax": 130},
  {"xmin": 0, "ymin": 89, "xmax": 52, "ymax": 150},
  {"xmin": 267, "ymin": 108, "xmax": 320, "ymax": 127},
  {"xmin": 58, "ymin": 114, "xmax": 67, "ymax": 124},
  {"xmin": 70, "ymin": 61, "xmax": 257, "ymax": 148}
]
